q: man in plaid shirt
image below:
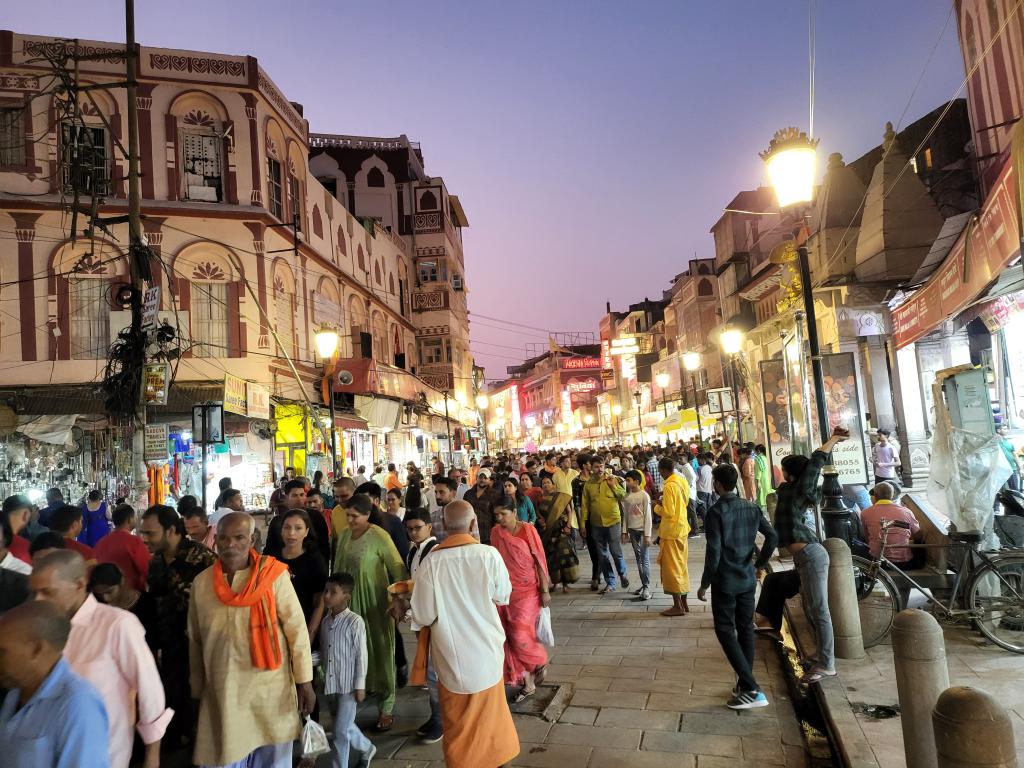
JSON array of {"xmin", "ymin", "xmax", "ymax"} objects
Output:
[{"xmin": 645, "ymin": 451, "xmax": 663, "ymax": 499}]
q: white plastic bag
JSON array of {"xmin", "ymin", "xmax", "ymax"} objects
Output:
[
  {"xmin": 301, "ymin": 715, "xmax": 331, "ymax": 759},
  {"xmin": 536, "ymin": 606, "xmax": 555, "ymax": 646}
]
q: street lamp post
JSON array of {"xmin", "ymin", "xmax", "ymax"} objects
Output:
[
  {"xmin": 314, "ymin": 323, "xmax": 340, "ymax": 477},
  {"xmin": 583, "ymin": 413, "xmax": 595, "ymax": 449},
  {"xmin": 611, "ymin": 403, "xmax": 622, "ymax": 443},
  {"xmin": 682, "ymin": 351, "xmax": 705, "ymax": 448},
  {"xmin": 475, "ymin": 393, "xmax": 489, "ymax": 456},
  {"xmin": 633, "ymin": 390, "xmax": 642, "ymax": 446},
  {"xmin": 762, "ymin": 128, "xmax": 830, "ymax": 442},
  {"xmin": 495, "ymin": 405, "xmax": 505, "ymax": 452},
  {"xmin": 720, "ymin": 328, "xmax": 744, "ymax": 443}
]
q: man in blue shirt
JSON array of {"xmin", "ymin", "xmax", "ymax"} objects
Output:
[{"xmin": 0, "ymin": 601, "xmax": 109, "ymax": 768}]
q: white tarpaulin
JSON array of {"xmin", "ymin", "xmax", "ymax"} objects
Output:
[
  {"xmin": 17, "ymin": 415, "xmax": 78, "ymax": 446},
  {"xmin": 927, "ymin": 374, "xmax": 1011, "ymax": 550}
]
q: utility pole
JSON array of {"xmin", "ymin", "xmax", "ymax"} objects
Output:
[{"xmin": 125, "ymin": 0, "xmax": 152, "ymax": 508}]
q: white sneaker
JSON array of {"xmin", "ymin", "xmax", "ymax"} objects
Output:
[{"xmin": 638, "ymin": 587, "xmax": 652, "ymax": 601}]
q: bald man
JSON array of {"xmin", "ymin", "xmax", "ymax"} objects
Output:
[
  {"xmin": 188, "ymin": 512, "xmax": 314, "ymax": 768},
  {"xmin": 409, "ymin": 500, "xmax": 519, "ymax": 768},
  {"xmin": 31, "ymin": 551, "xmax": 170, "ymax": 768},
  {"xmin": 0, "ymin": 601, "xmax": 110, "ymax": 767}
]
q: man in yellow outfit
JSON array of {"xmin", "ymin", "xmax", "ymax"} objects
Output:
[{"xmin": 657, "ymin": 457, "xmax": 691, "ymax": 617}]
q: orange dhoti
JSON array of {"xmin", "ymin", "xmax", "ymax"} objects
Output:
[{"xmin": 438, "ymin": 679, "xmax": 520, "ymax": 768}]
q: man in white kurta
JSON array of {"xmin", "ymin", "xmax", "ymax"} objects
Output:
[{"xmin": 410, "ymin": 500, "xmax": 520, "ymax": 768}]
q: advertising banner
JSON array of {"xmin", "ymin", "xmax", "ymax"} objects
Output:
[
  {"xmin": 246, "ymin": 382, "xmax": 271, "ymax": 420},
  {"xmin": 143, "ymin": 423, "xmax": 169, "ymax": 463},
  {"xmin": 759, "ymin": 359, "xmax": 793, "ymax": 484}
]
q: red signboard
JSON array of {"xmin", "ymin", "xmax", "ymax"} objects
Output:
[
  {"xmin": 892, "ymin": 159, "xmax": 1020, "ymax": 349},
  {"xmin": 561, "ymin": 356, "xmax": 602, "ymax": 371}
]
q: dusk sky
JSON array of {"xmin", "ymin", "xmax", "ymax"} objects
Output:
[{"xmin": 8, "ymin": 1, "xmax": 966, "ymax": 381}]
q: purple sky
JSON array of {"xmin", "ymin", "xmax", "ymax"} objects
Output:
[{"xmin": 8, "ymin": 1, "xmax": 965, "ymax": 380}]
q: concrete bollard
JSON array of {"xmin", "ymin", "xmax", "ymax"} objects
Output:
[
  {"xmin": 893, "ymin": 609, "xmax": 949, "ymax": 768},
  {"xmin": 824, "ymin": 537, "xmax": 866, "ymax": 659},
  {"xmin": 933, "ymin": 686, "xmax": 1018, "ymax": 768}
]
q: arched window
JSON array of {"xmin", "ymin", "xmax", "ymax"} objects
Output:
[
  {"xmin": 371, "ymin": 311, "xmax": 387, "ymax": 360},
  {"xmin": 188, "ymin": 257, "xmax": 231, "ymax": 357},
  {"xmin": 988, "ymin": 0, "xmax": 1000, "ymax": 36},
  {"xmin": 311, "ymin": 205, "xmax": 323, "ymax": 239},
  {"xmin": 698, "ymin": 278, "xmax": 713, "ymax": 296},
  {"xmin": 69, "ymin": 274, "xmax": 111, "ymax": 359},
  {"xmin": 337, "ymin": 225, "xmax": 347, "ymax": 258},
  {"xmin": 374, "ymin": 262, "xmax": 382, "ymax": 285},
  {"xmin": 357, "ymin": 244, "xmax": 366, "ymax": 272},
  {"xmin": 698, "ymin": 263, "xmax": 710, "ymax": 274},
  {"xmin": 388, "ymin": 273, "xmax": 395, "ymax": 295},
  {"xmin": 366, "ymin": 167, "xmax": 385, "ymax": 188},
  {"xmin": 419, "ymin": 189, "xmax": 437, "ymax": 210},
  {"xmin": 265, "ymin": 120, "xmax": 286, "ymax": 219}
]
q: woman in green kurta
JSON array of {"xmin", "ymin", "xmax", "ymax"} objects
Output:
[{"xmin": 333, "ymin": 494, "xmax": 407, "ymax": 730}]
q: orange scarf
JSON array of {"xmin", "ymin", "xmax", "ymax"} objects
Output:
[
  {"xmin": 410, "ymin": 533, "xmax": 480, "ymax": 686},
  {"xmin": 213, "ymin": 550, "xmax": 290, "ymax": 671}
]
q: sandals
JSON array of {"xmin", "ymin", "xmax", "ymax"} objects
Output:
[
  {"xmin": 375, "ymin": 713, "xmax": 394, "ymax": 732},
  {"xmin": 513, "ymin": 687, "xmax": 535, "ymax": 704},
  {"xmin": 534, "ymin": 665, "xmax": 548, "ymax": 687}
]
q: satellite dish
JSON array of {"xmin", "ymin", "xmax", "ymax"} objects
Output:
[{"xmin": 337, "ymin": 370, "xmax": 354, "ymax": 386}]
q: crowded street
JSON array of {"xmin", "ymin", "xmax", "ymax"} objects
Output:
[{"xmin": 5, "ymin": 2, "xmax": 1024, "ymax": 767}]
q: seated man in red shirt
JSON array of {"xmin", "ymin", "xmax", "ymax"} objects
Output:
[
  {"xmin": 45, "ymin": 505, "xmax": 97, "ymax": 565},
  {"xmin": 93, "ymin": 504, "xmax": 152, "ymax": 592},
  {"xmin": 860, "ymin": 482, "xmax": 925, "ymax": 569}
]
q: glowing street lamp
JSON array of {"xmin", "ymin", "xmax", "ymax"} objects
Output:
[
  {"xmin": 760, "ymin": 127, "xmax": 819, "ymax": 209},
  {"xmin": 583, "ymin": 413, "xmax": 594, "ymax": 426},
  {"xmin": 314, "ymin": 322, "xmax": 339, "ymax": 359},
  {"xmin": 681, "ymin": 352, "xmax": 704, "ymax": 447},
  {"xmin": 475, "ymin": 393, "xmax": 488, "ymax": 411},
  {"xmin": 720, "ymin": 328, "xmax": 744, "ymax": 356},
  {"xmin": 313, "ymin": 323, "xmax": 340, "ymax": 475},
  {"xmin": 655, "ymin": 371, "xmax": 671, "ymax": 418},
  {"xmin": 611, "ymin": 404, "xmax": 622, "ymax": 416},
  {"xmin": 762, "ymin": 128, "xmax": 830, "ymax": 446}
]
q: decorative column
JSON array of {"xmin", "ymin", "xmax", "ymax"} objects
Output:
[
  {"xmin": 890, "ymin": 341, "xmax": 931, "ymax": 487},
  {"xmin": 12, "ymin": 213, "xmax": 42, "ymax": 361},
  {"xmin": 863, "ymin": 335, "xmax": 897, "ymax": 431},
  {"xmin": 137, "ymin": 84, "xmax": 155, "ymax": 199},
  {"xmin": 244, "ymin": 221, "xmax": 269, "ymax": 349},
  {"xmin": 241, "ymin": 93, "xmax": 262, "ymax": 206}
]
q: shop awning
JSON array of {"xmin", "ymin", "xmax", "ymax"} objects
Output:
[
  {"xmin": 355, "ymin": 395, "xmax": 401, "ymax": 431},
  {"xmin": 656, "ymin": 408, "xmax": 706, "ymax": 435},
  {"xmin": 892, "ymin": 155, "xmax": 1021, "ymax": 349},
  {"xmin": 335, "ymin": 414, "xmax": 369, "ymax": 431},
  {"xmin": 0, "ymin": 382, "xmax": 224, "ymax": 416}
]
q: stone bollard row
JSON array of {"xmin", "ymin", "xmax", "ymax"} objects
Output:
[
  {"xmin": 824, "ymin": 537, "xmax": 865, "ymax": 660},
  {"xmin": 893, "ymin": 609, "xmax": 949, "ymax": 768}
]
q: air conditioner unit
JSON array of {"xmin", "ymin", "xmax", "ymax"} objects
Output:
[{"xmin": 452, "ymin": 274, "xmax": 464, "ymax": 291}]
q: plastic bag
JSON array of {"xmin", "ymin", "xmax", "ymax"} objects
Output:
[
  {"xmin": 536, "ymin": 606, "xmax": 555, "ymax": 646},
  {"xmin": 301, "ymin": 715, "xmax": 331, "ymax": 759}
]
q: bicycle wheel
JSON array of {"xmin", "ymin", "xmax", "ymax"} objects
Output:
[
  {"xmin": 851, "ymin": 555, "xmax": 902, "ymax": 648},
  {"xmin": 968, "ymin": 553, "xmax": 1024, "ymax": 654}
]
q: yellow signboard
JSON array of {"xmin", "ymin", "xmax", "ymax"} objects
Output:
[{"xmin": 224, "ymin": 375, "xmax": 247, "ymax": 416}]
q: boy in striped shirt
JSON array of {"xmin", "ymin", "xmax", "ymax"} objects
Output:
[{"xmin": 320, "ymin": 572, "xmax": 375, "ymax": 768}]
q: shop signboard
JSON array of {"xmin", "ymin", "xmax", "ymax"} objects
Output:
[
  {"xmin": 143, "ymin": 423, "xmax": 169, "ymax": 462},
  {"xmin": 142, "ymin": 363, "xmax": 170, "ymax": 406},
  {"xmin": 246, "ymin": 382, "xmax": 270, "ymax": 420},
  {"xmin": 141, "ymin": 286, "xmax": 161, "ymax": 331},
  {"xmin": 223, "ymin": 375, "xmax": 247, "ymax": 416},
  {"xmin": 560, "ymin": 357, "xmax": 602, "ymax": 370},
  {"xmin": 893, "ymin": 159, "xmax": 1020, "ymax": 349},
  {"xmin": 706, "ymin": 388, "xmax": 734, "ymax": 415},
  {"xmin": 566, "ymin": 375, "xmax": 601, "ymax": 408},
  {"xmin": 192, "ymin": 402, "xmax": 225, "ymax": 444}
]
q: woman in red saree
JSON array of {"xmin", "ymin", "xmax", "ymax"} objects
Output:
[{"xmin": 491, "ymin": 495, "xmax": 551, "ymax": 702}]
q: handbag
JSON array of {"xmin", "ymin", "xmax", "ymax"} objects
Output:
[{"xmin": 536, "ymin": 606, "xmax": 555, "ymax": 646}]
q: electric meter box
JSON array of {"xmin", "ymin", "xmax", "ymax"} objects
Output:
[{"xmin": 942, "ymin": 367, "xmax": 994, "ymax": 435}]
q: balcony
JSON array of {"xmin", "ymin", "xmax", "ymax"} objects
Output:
[{"xmin": 412, "ymin": 289, "xmax": 451, "ymax": 312}]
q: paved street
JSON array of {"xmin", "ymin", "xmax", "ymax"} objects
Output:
[{"xmin": 358, "ymin": 537, "xmax": 811, "ymax": 768}]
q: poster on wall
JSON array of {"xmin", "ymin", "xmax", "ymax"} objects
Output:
[
  {"xmin": 760, "ymin": 350, "xmax": 870, "ymax": 486},
  {"xmin": 759, "ymin": 359, "xmax": 793, "ymax": 485},
  {"xmin": 819, "ymin": 352, "xmax": 870, "ymax": 485}
]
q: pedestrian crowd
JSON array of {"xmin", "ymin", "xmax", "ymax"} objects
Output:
[{"xmin": 0, "ymin": 426, "xmax": 885, "ymax": 768}]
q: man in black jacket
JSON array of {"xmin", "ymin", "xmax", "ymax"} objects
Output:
[{"xmin": 698, "ymin": 463, "xmax": 778, "ymax": 710}]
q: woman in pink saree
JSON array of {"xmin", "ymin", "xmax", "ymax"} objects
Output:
[{"xmin": 492, "ymin": 495, "xmax": 551, "ymax": 702}]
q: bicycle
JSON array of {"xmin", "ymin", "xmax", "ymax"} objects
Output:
[{"xmin": 851, "ymin": 519, "xmax": 1024, "ymax": 653}]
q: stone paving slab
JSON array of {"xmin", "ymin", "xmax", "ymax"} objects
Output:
[{"xmin": 347, "ymin": 537, "xmax": 810, "ymax": 767}]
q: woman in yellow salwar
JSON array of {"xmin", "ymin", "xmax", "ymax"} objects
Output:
[{"xmin": 656, "ymin": 457, "xmax": 691, "ymax": 616}]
